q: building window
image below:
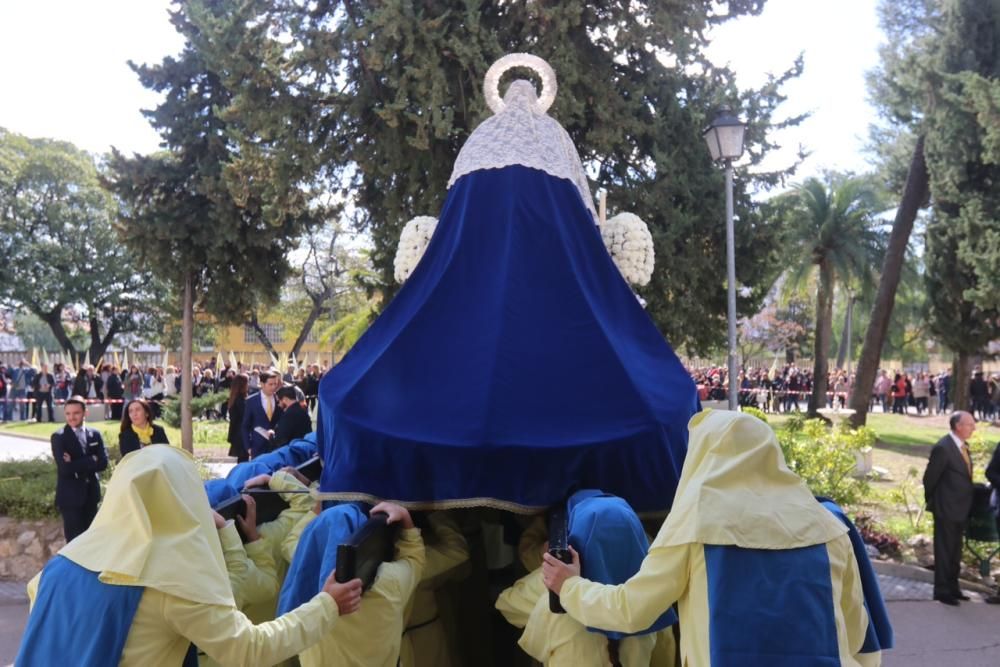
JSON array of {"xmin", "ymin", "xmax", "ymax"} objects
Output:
[{"xmin": 244, "ymin": 323, "xmax": 284, "ymax": 344}]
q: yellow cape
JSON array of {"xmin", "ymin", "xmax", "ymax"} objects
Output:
[
  {"xmin": 655, "ymin": 410, "xmax": 846, "ymax": 550},
  {"xmin": 59, "ymin": 445, "xmax": 235, "ymax": 607}
]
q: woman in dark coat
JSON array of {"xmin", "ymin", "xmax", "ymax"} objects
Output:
[
  {"xmin": 226, "ymin": 374, "xmax": 250, "ymax": 462},
  {"xmin": 119, "ymin": 398, "xmax": 169, "ymax": 456}
]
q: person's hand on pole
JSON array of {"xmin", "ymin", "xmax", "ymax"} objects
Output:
[
  {"xmin": 236, "ymin": 494, "xmax": 261, "ymax": 542},
  {"xmin": 322, "ymin": 571, "xmax": 363, "ymax": 615},
  {"xmin": 542, "ymin": 546, "xmax": 581, "ymax": 595},
  {"xmin": 370, "ymin": 501, "xmax": 415, "ymax": 529}
]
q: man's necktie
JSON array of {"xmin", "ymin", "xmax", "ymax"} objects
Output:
[
  {"xmin": 75, "ymin": 428, "xmax": 88, "ymax": 456},
  {"xmin": 961, "ymin": 443, "xmax": 973, "ymax": 479},
  {"xmin": 266, "ymin": 398, "xmax": 273, "ymax": 421}
]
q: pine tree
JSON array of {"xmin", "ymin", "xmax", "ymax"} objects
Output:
[
  {"xmin": 852, "ymin": 0, "xmax": 1000, "ymax": 420},
  {"xmin": 192, "ymin": 0, "xmax": 802, "ymax": 355},
  {"xmin": 922, "ymin": 0, "xmax": 1000, "ymax": 409},
  {"xmin": 104, "ymin": 1, "xmax": 319, "ymax": 449}
]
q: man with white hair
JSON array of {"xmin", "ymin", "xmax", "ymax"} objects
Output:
[{"xmin": 923, "ymin": 411, "xmax": 976, "ymax": 605}]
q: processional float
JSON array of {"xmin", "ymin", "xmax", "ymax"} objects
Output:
[{"xmin": 316, "ymin": 54, "xmax": 698, "ymax": 515}]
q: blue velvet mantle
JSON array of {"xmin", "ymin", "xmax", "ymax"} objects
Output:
[{"xmin": 317, "ymin": 165, "xmax": 698, "ymax": 513}]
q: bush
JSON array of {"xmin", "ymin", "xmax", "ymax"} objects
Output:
[
  {"xmin": 741, "ymin": 406, "xmax": 768, "ymax": 423},
  {"xmin": 161, "ymin": 393, "xmax": 227, "ymax": 428},
  {"xmin": 777, "ymin": 419, "xmax": 872, "ymax": 506},
  {"xmin": 0, "ymin": 459, "xmax": 59, "ymax": 519}
]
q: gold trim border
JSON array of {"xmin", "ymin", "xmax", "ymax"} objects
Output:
[{"xmin": 309, "ymin": 490, "xmax": 547, "ymax": 515}]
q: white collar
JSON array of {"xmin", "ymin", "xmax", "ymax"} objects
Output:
[{"xmin": 949, "ymin": 432, "xmax": 966, "ymax": 449}]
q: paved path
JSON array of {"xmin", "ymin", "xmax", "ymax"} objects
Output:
[
  {"xmin": 2, "ymin": 571, "xmax": 999, "ymax": 664},
  {"xmin": 883, "ymin": 599, "xmax": 1000, "ymax": 666},
  {"xmin": 0, "ymin": 430, "xmax": 234, "ymax": 479},
  {"xmin": 0, "ymin": 433, "xmax": 49, "ymax": 462}
]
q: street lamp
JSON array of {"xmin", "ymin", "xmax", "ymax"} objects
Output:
[{"xmin": 703, "ymin": 107, "xmax": 746, "ymax": 411}]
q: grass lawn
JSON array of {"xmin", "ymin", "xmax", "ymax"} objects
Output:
[
  {"xmin": 768, "ymin": 411, "xmax": 1000, "ymax": 454},
  {"xmin": 0, "ymin": 419, "xmax": 230, "ymax": 457}
]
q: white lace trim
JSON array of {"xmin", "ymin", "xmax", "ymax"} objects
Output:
[{"xmin": 448, "ymin": 78, "xmax": 597, "ymax": 220}]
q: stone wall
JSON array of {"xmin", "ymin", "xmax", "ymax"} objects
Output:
[{"xmin": 0, "ymin": 517, "xmax": 63, "ymax": 581}]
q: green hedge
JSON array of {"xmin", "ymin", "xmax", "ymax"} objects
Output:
[
  {"xmin": 0, "ymin": 459, "xmax": 60, "ymax": 519},
  {"xmin": 0, "ymin": 448, "xmax": 120, "ymax": 521}
]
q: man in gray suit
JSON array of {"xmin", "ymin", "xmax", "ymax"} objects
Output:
[{"xmin": 923, "ymin": 411, "xmax": 976, "ymax": 605}]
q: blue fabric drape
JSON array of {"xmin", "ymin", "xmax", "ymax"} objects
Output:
[
  {"xmin": 276, "ymin": 503, "xmax": 368, "ymax": 615},
  {"xmin": 204, "ymin": 479, "xmax": 238, "ymax": 507},
  {"xmin": 818, "ymin": 498, "xmax": 894, "ymax": 653},
  {"xmin": 567, "ymin": 490, "xmax": 677, "ymax": 639},
  {"xmin": 286, "ymin": 436, "xmax": 318, "ymax": 465},
  {"xmin": 318, "ymin": 165, "xmax": 697, "ymax": 512},
  {"xmin": 225, "ymin": 461, "xmax": 273, "ymax": 492},
  {"xmin": 16, "ymin": 556, "xmax": 144, "ymax": 667},
  {"xmin": 221, "ymin": 437, "xmax": 318, "ymax": 491},
  {"xmin": 704, "ymin": 544, "xmax": 841, "ymax": 666}
]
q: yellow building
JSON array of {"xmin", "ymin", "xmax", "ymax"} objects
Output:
[{"xmin": 214, "ymin": 323, "xmax": 332, "ymax": 368}]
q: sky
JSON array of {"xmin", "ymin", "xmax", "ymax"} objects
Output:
[{"xmin": 0, "ymin": 0, "xmax": 884, "ymax": 177}]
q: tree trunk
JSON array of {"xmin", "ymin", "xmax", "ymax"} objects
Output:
[
  {"xmin": 849, "ymin": 135, "xmax": 929, "ymax": 427},
  {"xmin": 247, "ymin": 311, "xmax": 278, "ymax": 362},
  {"xmin": 87, "ymin": 316, "xmax": 118, "ymax": 372},
  {"xmin": 180, "ymin": 273, "xmax": 194, "ymax": 454},
  {"xmin": 836, "ymin": 294, "xmax": 854, "ymax": 371},
  {"xmin": 289, "ymin": 298, "xmax": 327, "ymax": 360},
  {"xmin": 38, "ymin": 308, "xmax": 79, "ymax": 365},
  {"xmin": 951, "ymin": 351, "xmax": 971, "ymax": 411},
  {"xmin": 808, "ymin": 260, "xmax": 835, "ymax": 417}
]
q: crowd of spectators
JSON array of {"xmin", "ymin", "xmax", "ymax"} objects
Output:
[
  {"xmin": 0, "ymin": 356, "xmax": 329, "ymax": 423},
  {"xmin": 689, "ymin": 363, "xmax": 1000, "ymax": 421}
]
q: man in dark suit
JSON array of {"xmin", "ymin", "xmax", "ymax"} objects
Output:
[
  {"xmin": 242, "ymin": 369, "xmax": 283, "ymax": 458},
  {"xmin": 52, "ymin": 396, "xmax": 109, "ymax": 541},
  {"xmin": 923, "ymin": 411, "xmax": 976, "ymax": 605},
  {"xmin": 272, "ymin": 386, "xmax": 313, "ymax": 448}
]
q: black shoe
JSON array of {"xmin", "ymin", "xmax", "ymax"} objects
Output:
[
  {"xmin": 934, "ymin": 595, "xmax": 960, "ymax": 606},
  {"xmin": 956, "ymin": 593, "xmax": 971, "ymax": 601},
  {"xmin": 985, "ymin": 595, "xmax": 1000, "ymax": 604}
]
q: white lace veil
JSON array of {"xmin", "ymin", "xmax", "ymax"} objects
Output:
[{"xmin": 448, "ymin": 55, "xmax": 598, "ymax": 221}]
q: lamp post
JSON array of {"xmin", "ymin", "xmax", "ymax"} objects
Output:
[{"xmin": 702, "ymin": 107, "xmax": 747, "ymax": 411}]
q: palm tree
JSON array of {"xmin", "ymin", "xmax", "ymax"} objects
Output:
[{"xmin": 782, "ymin": 176, "xmax": 886, "ymax": 417}]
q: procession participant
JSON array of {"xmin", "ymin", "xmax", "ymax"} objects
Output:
[
  {"xmin": 119, "ymin": 398, "xmax": 170, "ymax": 456},
  {"xmin": 198, "ymin": 497, "xmax": 283, "ymax": 667},
  {"xmin": 818, "ymin": 498, "xmax": 894, "ymax": 666},
  {"xmin": 517, "ymin": 508, "xmax": 678, "ymax": 667},
  {"xmin": 17, "ymin": 445, "xmax": 363, "ymax": 667},
  {"xmin": 542, "ymin": 410, "xmax": 868, "ymax": 666},
  {"xmin": 498, "ymin": 491, "xmax": 676, "ymax": 666},
  {"xmin": 238, "ymin": 467, "xmax": 321, "ymax": 624},
  {"xmin": 214, "ymin": 495, "xmax": 279, "ymax": 610},
  {"xmin": 278, "ymin": 501, "xmax": 425, "ymax": 667},
  {"xmin": 399, "ymin": 511, "xmax": 471, "ymax": 667}
]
